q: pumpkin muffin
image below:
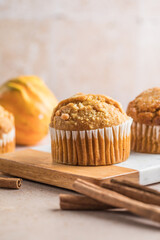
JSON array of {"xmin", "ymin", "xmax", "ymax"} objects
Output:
[
  {"xmin": 50, "ymin": 93, "xmax": 132, "ymax": 165},
  {"xmin": 127, "ymin": 87, "xmax": 160, "ymax": 153},
  {"xmin": 0, "ymin": 105, "xmax": 15, "ymax": 153}
]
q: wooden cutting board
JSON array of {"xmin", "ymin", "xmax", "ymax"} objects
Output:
[{"xmin": 0, "ymin": 148, "xmax": 138, "ymax": 190}]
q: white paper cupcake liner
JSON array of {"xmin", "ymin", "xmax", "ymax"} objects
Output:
[
  {"xmin": 0, "ymin": 127, "xmax": 15, "ymax": 153},
  {"xmin": 131, "ymin": 121, "xmax": 160, "ymax": 153},
  {"xmin": 50, "ymin": 118, "xmax": 132, "ymax": 166}
]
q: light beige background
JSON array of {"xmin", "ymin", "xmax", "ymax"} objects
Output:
[{"xmin": 0, "ymin": 0, "xmax": 160, "ymax": 109}]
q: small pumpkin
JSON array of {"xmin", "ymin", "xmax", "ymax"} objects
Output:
[{"xmin": 0, "ymin": 76, "xmax": 58, "ymax": 145}]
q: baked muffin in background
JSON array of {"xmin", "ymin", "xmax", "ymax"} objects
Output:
[
  {"xmin": 0, "ymin": 106, "xmax": 15, "ymax": 153},
  {"xmin": 50, "ymin": 93, "xmax": 132, "ymax": 166},
  {"xmin": 127, "ymin": 87, "xmax": 160, "ymax": 153}
]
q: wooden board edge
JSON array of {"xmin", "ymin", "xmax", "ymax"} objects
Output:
[
  {"xmin": 0, "ymin": 156, "xmax": 139, "ymax": 190},
  {"xmin": 100, "ymin": 171, "xmax": 139, "ymax": 184},
  {"xmin": 0, "ymin": 158, "xmax": 99, "ymax": 190}
]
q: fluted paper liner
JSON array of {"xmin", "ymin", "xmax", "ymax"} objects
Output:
[
  {"xmin": 0, "ymin": 128, "xmax": 15, "ymax": 153},
  {"xmin": 131, "ymin": 121, "xmax": 160, "ymax": 153},
  {"xmin": 50, "ymin": 118, "xmax": 132, "ymax": 166}
]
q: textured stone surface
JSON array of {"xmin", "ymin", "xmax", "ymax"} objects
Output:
[{"xmin": 0, "ymin": 0, "xmax": 160, "ymax": 109}]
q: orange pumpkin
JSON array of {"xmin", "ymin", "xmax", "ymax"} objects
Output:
[{"xmin": 0, "ymin": 76, "xmax": 58, "ymax": 145}]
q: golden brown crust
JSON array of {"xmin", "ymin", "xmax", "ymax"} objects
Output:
[
  {"xmin": 127, "ymin": 88, "xmax": 160, "ymax": 125},
  {"xmin": 51, "ymin": 93, "xmax": 128, "ymax": 131},
  {"xmin": 0, "ymin": 106, "xmax": 14, "ymax": 133}
]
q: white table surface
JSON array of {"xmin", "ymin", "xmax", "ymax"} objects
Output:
[{"xmin": 0, "ymin": 135, "xmax": 160, "ymax": 240}]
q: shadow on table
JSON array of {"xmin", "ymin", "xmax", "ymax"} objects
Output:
[{"xmin": 51, "ymin": 208, "xmax": 160, "ymax": 230}]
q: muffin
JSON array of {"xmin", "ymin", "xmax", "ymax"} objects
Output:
[
  {"xmin": 127, "ymin": 87, "xmax": 160, "ymax": 153},
  {"xmin": 0, "ymin": 105, "xmax": 15, "ymax": 153},
  {"xmin": 50, "ymin": 93, "xmax": 132, "ymax": 165}
]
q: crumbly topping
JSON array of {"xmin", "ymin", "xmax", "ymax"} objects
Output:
[
  {"xmin": 51, "ymin": 93, "xmax": 128, "ymax": 130},
  {"xmin": 0, "ymin": 105, "xmax": 14, "ymax": 133},
  {"xmin": 60, "ymin": 113, "xmax": 70, "ymax": 120},
  {"xmin": 127, "ymin": 88, "xmax": 160, "ymax": 125}
]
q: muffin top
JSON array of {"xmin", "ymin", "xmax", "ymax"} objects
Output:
[
  {"xmin": 50, "ymin": 93, "xmax": 129, "ymax": 131},
  {"xmin": 127, "ymin": 87, "xmax": 160, "ymax": 125},
  {"xmin": 0, "ymin": 105, "xmax": 14, "ymax": 133}
]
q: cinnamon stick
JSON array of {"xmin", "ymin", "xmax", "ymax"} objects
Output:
[
  {"xmin": 60, "ymin": 194, "xmax": 115, "ymax": 210},
  {"xmin": 73, "ymin": 178, "xmax": 160, "ymax": 223},
  {"xmin": 0, "ymin": 177, "xmax": 22, "ymax": 189},
  {"xmin": 111, "ymin": 179, "xmax": 160, "ymax": 196},
  {"xmin": 101, "ymin": 182, "xmax": 160, "ymax": 206}
]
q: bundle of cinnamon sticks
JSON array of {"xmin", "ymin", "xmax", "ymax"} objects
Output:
[{"xmin": 60, "ymin": 178, "xmax": 160, "ymax": 224}]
